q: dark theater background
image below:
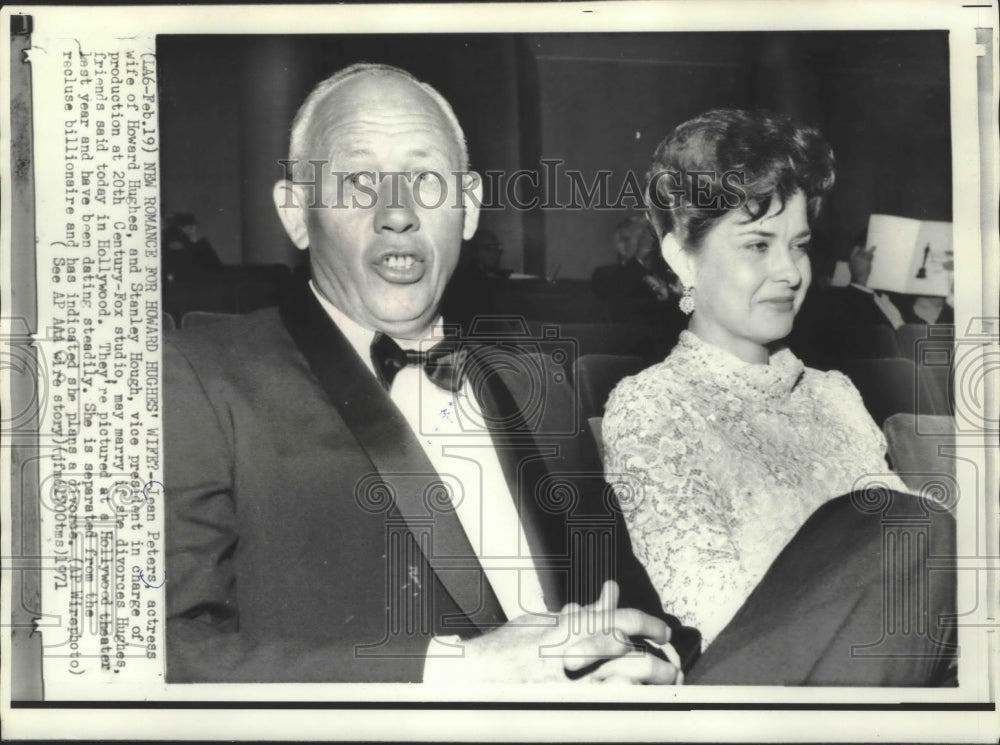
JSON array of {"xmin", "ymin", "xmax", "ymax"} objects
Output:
[{"xmin": 157, "ymin": 31, "xmax": 955, "ymax": 401}]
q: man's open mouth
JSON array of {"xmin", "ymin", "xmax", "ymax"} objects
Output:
[
  {"xmin": 372, "ymin": 249, "xmax": 427, "ymax": 283},
  {"xmin": 382, "ymin": 254, "xmax": 419, "ymax": 270}
]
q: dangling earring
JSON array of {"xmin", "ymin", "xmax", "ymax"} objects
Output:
[{"xmin": 679, "ymin": 285, "xmax": 695, "ymax": 315}]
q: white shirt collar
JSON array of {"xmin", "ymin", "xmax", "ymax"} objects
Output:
[{"xmin": 308, "ymin": 281, "xmax": 443, "ymax": 376}]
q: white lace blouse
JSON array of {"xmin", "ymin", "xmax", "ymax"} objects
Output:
[{"xmin": 602, "ymin": 330, "xmax": 909, "ymax": 647}]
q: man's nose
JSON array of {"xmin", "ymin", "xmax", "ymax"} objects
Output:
[{"xmin": 374, "ymin": 174, "xmax": 420, "ymax": 233}]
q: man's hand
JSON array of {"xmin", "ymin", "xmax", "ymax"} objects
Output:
[
  {"xmin": 455, "ymin": 581, "xmax": 679, "ymax": 684},
  {"xmin": 849, "ymin": 243, "xmax": 876, "ymax": 286}
]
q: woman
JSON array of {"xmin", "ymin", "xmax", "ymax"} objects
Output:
[{"xmin": 602, "ymin": 109, "xmax": 920, "ymax": 652}]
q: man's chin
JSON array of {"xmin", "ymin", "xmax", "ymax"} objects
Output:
[{"xmin": 369, "ymin": 305, "xmax": 438, "ymax": 339}]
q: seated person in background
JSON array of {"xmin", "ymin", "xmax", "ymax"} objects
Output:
[
  {"xmin": 161, "ymin": 212, "xmax": 223, "ymax": 282},
  {"xmin": 903, "ymin": 292, "xmax": 953, "ymax": 325},
  {"xmin": 824, "ymin": 230, "xmax": 954, "ymax": 329},
  {"xmin": 464, "ymin": 229, "xmax": 512, "ymax": 280},
  {"xmin": 441, "ymin": 230, "xmax": 511, "ymax": 323},
  {"xmin": 592, "ymin": 215, "xmax": 676, "ymax": 302},
  {"xmin": 787, "ymin": 235, "xmax": 904, "ymax": 366},
  {"xmin": 792, "ymin": 230, "xmax": 954, "ymax": 368},
  {"xmin": 603, "ymin": 108, "xmax": 955, "ymax": 685},
  {"xmin": 888, "ymin": 242, "xmax": 955, "ymax": 324}
]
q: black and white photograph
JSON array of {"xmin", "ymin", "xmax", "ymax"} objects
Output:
[{"xmin": 2, "ymin": 2, "xmax": 997, "ymax": 741}]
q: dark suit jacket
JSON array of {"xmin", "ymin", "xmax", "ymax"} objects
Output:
[{"xmin": 164, "ymin": 289, "xmax": 697, "ymax": 682}]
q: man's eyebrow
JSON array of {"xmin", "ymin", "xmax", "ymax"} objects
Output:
[
  {"xmin": 340, "ymin": 148, "xmax": 375, "ymax": 161},
  {"xmin": 335, "ymin": 147, "xmax": 453, "ymax": 167},
  {"xmin": 406, "ymin": 147, "xmax": 453, "ymax": 164}
]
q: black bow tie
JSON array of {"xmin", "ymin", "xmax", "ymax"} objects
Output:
[{"xmin": 370, "ymin": 332, "xmax": 469, "ymax": 393}]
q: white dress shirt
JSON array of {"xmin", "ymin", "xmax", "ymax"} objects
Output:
[{"xmin": 310, "ymin": 284, "xmax": 548, "ymax": 621}]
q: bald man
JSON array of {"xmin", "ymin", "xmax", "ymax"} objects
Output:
[{"xmin": 164, "ymin": 63, "xmax": 695, "ymax": 684}]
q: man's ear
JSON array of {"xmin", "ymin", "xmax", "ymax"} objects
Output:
[
  {"xmin": 661, "ymin": 232, "xmax": 695, "ymax": 287},
  {"xmin": 460, "ymin": 171, "xmax": 483, "ymax": 241},
  {"xmin": 272, "ymin": 181, "xmax": 310, "ymax": 250}
]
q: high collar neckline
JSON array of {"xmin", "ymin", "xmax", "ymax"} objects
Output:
[{"xmin": 670, "ymin": 330, "xmax": 805, "ymax": 402}]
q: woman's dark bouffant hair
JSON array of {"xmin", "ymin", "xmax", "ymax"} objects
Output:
[{"xmin": 644, "ymin": 108, "xmax": 836, "ymax": 250}]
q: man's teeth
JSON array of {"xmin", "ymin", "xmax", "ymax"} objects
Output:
[{"xmin": 383, "ymin": 255, "xmax": 417, "ymax": 270}]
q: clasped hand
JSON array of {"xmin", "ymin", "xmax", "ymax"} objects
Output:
[{"xmin": 461, "ymin": 580, "xmax": 678, "ymax": 684}]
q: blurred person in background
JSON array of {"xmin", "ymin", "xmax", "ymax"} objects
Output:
[
  {"xmin": 161, "ymin": 212, "xmax": 222, "ymax": 283},
  {"xmin": 592, "ymin": 214, "xmax": 677, "ymax": 303}
]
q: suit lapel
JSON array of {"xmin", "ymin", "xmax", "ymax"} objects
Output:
[
  {"xmin": 280, "ymin": 291, "xmax": 505, "ymax": 633},
  {"xmin": 469, "ymin": 345, "xmax": 571, "ymax": 611}
]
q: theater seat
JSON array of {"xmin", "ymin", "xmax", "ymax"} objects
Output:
[
  {"xmin": 827, "ymin": 323, "xmax": 902, "ymax": 361},
  {"xmin": 883, "ymin": 413, "xmax": 957, "ymax": 499},
  {"xmin": 235, "ymin": 279, "xmax": 285, "ymax": 313},
  {"xmin": 180, "ymin": 311, "xmax": 240, "ymax": 330},
  {"xmin": 163, "ymin": 278, "xmax": 238, "ymax": 318},
  {"xmin": 838, "ymin": 358, "xmax": 936, "ymax": 427},
  {"xmin": 532, "ymin": 323, "xmax": 657, "ymax": 362},
  {"xmin": 895, "ymin": 323, "xmax": 954, "ymax": 365},
  {"xmin": 502, "ymin": 285, "xmax": 606, "ymax": 323},
  {"xmin": 574, "ymin": 354, "xmax": 646, "ymax": 419},
  {"xmin": 920, "ymin": 364, "xmax": 954, "ymax": 416},
  {"xmin": 588, "ymin": 416, "xmax": 604, "ymax": 463}
]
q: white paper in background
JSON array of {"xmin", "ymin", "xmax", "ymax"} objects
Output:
[
  {"xmin": 27, "ymin": 33, "xmax": 165, "ymax": 699},
  {"xmin": 864, "ymin": 213, "xmax": 954, "ymax": 296}
]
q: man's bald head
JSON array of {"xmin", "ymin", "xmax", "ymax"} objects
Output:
[{"xmin": 288, "ymin": 62, "xmax": 469, "ymax": 180}]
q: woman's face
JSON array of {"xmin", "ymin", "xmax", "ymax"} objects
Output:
[{"xmin": 687, "ymin": 190, "xmax": 812, "ymax": 363}]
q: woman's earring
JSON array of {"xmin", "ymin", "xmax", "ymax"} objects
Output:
[{"xmin": 679, "ymin": 285, "xmax": 695, "ymax": 315}]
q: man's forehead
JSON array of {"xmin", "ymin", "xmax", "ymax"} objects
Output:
[
  {"xmin": 309, "ymin": 74, "xmax": 455, "ymax": 156},
  {"xmin": 323, "ymin": 72, "xmax": 440, "ymax": 121}
]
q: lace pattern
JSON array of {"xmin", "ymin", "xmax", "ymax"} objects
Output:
[{"xmin": 603, "ymin": 331, "xmax": 909, "ymax": 646}]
